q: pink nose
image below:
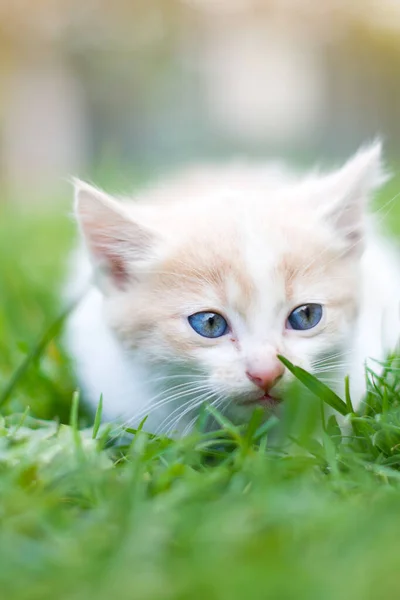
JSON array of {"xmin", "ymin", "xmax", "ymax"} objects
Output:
[{"xmin": 246, "ymin": 362, "xmax": 284, "ymax": 392}]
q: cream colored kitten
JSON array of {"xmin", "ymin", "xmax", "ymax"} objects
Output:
[{"xmin": 65, "ymin": 143, "xmax": 400, "ymax": 434}]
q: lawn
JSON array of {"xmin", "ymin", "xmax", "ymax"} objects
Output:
[{"xmin": 1, "ymin": 174, "xmax": 400, "ymax": 600}]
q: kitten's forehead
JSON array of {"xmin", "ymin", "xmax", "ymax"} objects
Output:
[{"xmin": 157, "ymin": 202, "xmax": 330, "ymax": 312}]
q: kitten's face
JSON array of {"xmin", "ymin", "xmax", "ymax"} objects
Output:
[
  {"xmin": 104, "ymin": 206, "xmax": 360, "ymax": 413},
  {"xmin": 75, "ymin": 143, "xmax": 384, "ymax": 420}
]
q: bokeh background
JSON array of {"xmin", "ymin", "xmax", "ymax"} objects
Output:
[{"xmin": 2, "ymin": 0, "xmax": 400, "ymax": 204}]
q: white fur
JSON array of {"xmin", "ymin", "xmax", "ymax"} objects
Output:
[{"xmin": 64, "ymin": 144, "xmax": 400, "ymax": 434}]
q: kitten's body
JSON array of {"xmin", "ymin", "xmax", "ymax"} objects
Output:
[{"xmin": 65, "ymin": 146, "xmax": 400, "ymax": 434}]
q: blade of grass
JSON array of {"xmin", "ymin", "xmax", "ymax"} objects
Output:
[
  {"xmin": 326, "ymin": 415, "xmax": 342, "ymax": 448},
  {"xmin": 244, "ymin": 407, "xmax": 264, "ymax": 446},
  {"xmin": 344, "ymin": 375, "xmax": 354, "ymax": 414},
  {"xmin": 195, "ymin": 403, "xmax": 210, "ymax": 433},
  {"xmin": 92, "ymin": 394, "xmax": 103, "ymax": 440},
  {"xmin": 11, "ymin": 405, "xmax": 31, "ymax": 435},
  {"xmin": 253, "ymin": 415, "xmax": 279, "ymax": 442},
  {"xmin": 278, "ymin": 355, "xmax": 348, "ymax": 416},
  {"xmin": 0, "ymin": 292, "xmax": 85, "ymax": 409},
  {"xmin": 205, "ymin": 404, "xmax": 242, "ymax": 442},
  {"xmin": 70, "ymin": 390, "xmax": 85, "ymax": 461}
]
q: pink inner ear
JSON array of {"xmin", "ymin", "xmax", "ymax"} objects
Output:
[
  {"xmin": 107, "ymin": 251, "xmax": 129, "ymax": 286},
  {"xmin": 89, "ymin": 228, "xmax": 131, "ymax": 288}
]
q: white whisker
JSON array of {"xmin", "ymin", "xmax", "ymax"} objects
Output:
[
  {"xmin": 126, "ymin": 383, "xmax": 212, "ymax": 427},
  {"xmin": 163, "ymin": 390, "xmax": 221, "ymax": 436},
  {"xmin": 107, "ymin": 382, "xmax": 212, "ymax": 442}
]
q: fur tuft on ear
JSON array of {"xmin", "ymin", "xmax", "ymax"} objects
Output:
[
  {"xmin": 335, "ymin": 140, "xmax": 387, "ymax": 192},
  {"xmin": 74, "ymin": 179, "xmax": 155, "ymax": 290},
  {"xmin": 318, "ymin": 140, "xmax": 389, "ymax": 251}
]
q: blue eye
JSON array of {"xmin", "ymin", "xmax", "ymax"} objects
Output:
[
  {"xmin": 188, "ymin": 312, "xmax": 228, "ymax": 338},
  {"xmin": 287, "ymin": 304, "xmax": 323, "ymax": 331}
]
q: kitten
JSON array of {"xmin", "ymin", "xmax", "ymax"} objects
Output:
[{"xmin": 65, "ymin": 142, "xmax": 400, "ymax": 435}]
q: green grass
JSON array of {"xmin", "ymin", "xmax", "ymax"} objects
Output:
[{"xmin": 1, "ymin": 179, "xmax": 400, "ymax": 600}]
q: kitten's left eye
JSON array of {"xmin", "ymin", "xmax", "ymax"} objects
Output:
[
  {"xmin": 188, "ymin": 312, "xmax": 228, "ymax": 338},
  {"xmin": 286, "ymin": 304, "xmax": 323, "ymax": 331}
]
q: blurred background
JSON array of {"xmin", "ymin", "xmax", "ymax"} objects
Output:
[{"xmin": 1, "ymin": 0, "xmax": 400, "ymax": 204}]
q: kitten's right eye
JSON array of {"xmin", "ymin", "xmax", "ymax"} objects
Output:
[
  {"xmin": 188, "ymin": 312, "xmax": 229, "ymax": 338},
  {"xmin": 286, "ymin": 303, "xmax": 323, "ymax": 331}
]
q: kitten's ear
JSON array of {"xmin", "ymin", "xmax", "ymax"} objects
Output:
[
  {"xmin": 74, "ymin": 179, "xmax": 155, "ymax": 289},
  {"xmin": 318, "ymin": 141, "xmax": 387, "ymax": 251}
]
